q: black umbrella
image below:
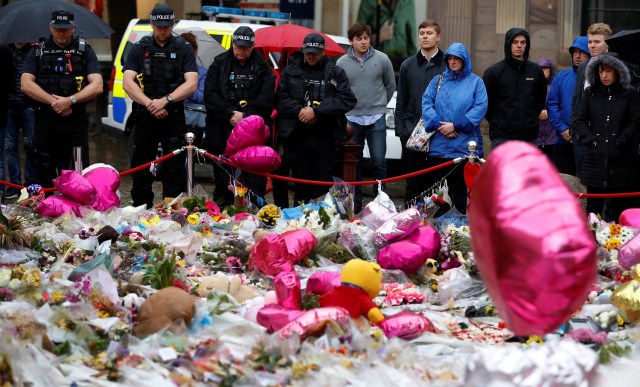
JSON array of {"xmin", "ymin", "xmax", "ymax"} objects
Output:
[
  {"xmin": 0, "ymin": 0, "xmax": 114, "ymax": 44},
  {"xmin": 606, "ymin": 29, "xmax": 640, "ymax": 66}
]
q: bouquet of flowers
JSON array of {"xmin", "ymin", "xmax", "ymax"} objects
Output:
[
  {"xmin": 330, "ymin": 178, "xmax": 354, "ymax": 219},
  {"xmin": 593, "ymin": 220, "xmax": 636, "ymax": 252},
  {"xmin": 376, "ymin": 282, "xmax": 425, "ymax": 307},
  {"xmin": 257, "ymin": 204, "xmax": 281, "ymax": 228},
  {"xmin": 418, "ymin": 189, "xmax": 446, "ymax": 219},
  {"xmin": 440, "ymin": 223, "xmax": 475, "ymax": 273}
]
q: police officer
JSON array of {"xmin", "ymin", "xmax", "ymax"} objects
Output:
[
  {"xmin": 20, "ymin": 10, "xmax": 103, "ymax": 188},
  {"xmin": 203, "ymin": 26, "xmax": 275, "ymax": 207},
  {"xmin": 276, "ymin": 33, "xmax": 357, "ymax": 203},
  {"xmin": 123, "ymin": 4, "xmax": 198, "ymax": 208}
]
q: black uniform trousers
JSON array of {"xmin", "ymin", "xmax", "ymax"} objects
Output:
[
  {"xmin": 33, "ymin": 105, "xmax": 89, "ymax": 188},
  {"xmin": 130, "ymin": 105, "xmax": 187, "ymax": 208},
  {"xmin": 283, "ymin": 130, "xmax": 336, "ymax": 204}
]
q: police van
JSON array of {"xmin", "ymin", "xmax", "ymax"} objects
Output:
[{"xmin": 101, "ymin": 6, "xmax": 350, "ymax": 135}]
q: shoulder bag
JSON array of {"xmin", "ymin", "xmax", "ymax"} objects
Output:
[{"xmin": 405, "ymin": 74, "xmax": 444, "ymax": 153}]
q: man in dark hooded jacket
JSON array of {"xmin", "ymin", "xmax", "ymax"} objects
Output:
[
  {"xmin": 276, "ymin": 33, "xmax": 357, "ymax": 204},
  {"xmin": 482, "ymin": 28, "xmax": 547, "ymax": 149},
  {"xmin": 204, "ymin": 26, "xmax": 276, "ymax": 207}
]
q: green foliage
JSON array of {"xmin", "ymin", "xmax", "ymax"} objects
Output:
[
  {"xmin": 224, "ymin": 205, "xmax": 249, "ymax": 217},
  {"xmin": 53, "ymin": 340, "xmax": 71, "ymax": 356},
  {"xmin": 318, "ymin": 206, "xmax": 331, "ymax": 229},
  {"xmin": 85, "ymin": 336, "xmax": 109, "ymax": 356},
  {"xmin": 182, "ymin": 196, "xmax": 207, "ymax": 212},
  {"xmin": 599, "ymin": 341, "xmax": 632, "ymax": 364},
  {"xmin": 142, "ymin": 249, "xmax": 182, "ymax": 289},
  {"xmin": 301, "ymin": 293, "xmax": 320, "ymax": 310}
]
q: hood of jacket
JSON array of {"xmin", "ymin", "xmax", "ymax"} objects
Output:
[
  {"xmin": 504, "ymin": 27, "xmax": 530, "ymax": 61},
  {"xmin": 443, "ymin": 42, "xmax": 472, "ymax": 79},
  {"xmin": 569, "ymin": 36, "xmax": 590, "ymax": 67},
  {"xmin": 585, "ymin": 53, "xmax": 632, "ymax": 90},
  {"xmin": 536, "ymin": 57, "xmax": 555, "ymax": 81}
]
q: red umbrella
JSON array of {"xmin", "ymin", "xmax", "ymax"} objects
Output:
[{"xmin": 254, "ymin": 23, "xmax": 346, "ymax": 57}]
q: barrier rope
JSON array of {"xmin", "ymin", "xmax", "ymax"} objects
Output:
[
  {"xmin": 199, "ymin": 150, "xmax": 457, "ymax": 186},
  {"xmin": 3, "ymin": 144, "xmax": 640, "ymax": 200}
]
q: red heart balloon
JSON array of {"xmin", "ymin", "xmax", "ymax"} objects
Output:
[
  {"xmin": 468, "ymin": 141, "xmax": 597, "ymax": 335},
  {"xmin": 464, "ymin": 161, "xmax": 481, "ymax": 191}
]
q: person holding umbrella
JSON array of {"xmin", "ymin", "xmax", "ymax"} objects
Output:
[
  {"xmin": 276, "ymin": 33, "xmax": 356, "ymax": 204},
  {"xmin": 203, "ymin": 26, "xmax": 276, "ymax": 207},
  {"xmin": 20, "ymin": 10, "xmax": 103, "ymax": 188},
  {"xmin": 122, "ymin": 4, "xmax": 198, "ymax": 209}
]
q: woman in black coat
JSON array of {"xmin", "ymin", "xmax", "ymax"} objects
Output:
[{"xmin": 574, "ymin": 54, "xmax": 640, "ymax": 221}]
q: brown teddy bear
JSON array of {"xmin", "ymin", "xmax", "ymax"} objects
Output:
[
  {"xmin": 133, "ymin": 287, "xmax": 198, "ymax": 337},
  {"xmin": 196, "ymin": 273, "xmax": 261, "ymax": 303}
]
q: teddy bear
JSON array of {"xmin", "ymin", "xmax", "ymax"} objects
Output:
[
  {"xmin": 197, "ymin": 272, "xmax": 261, "ymax": 303},
  {"xmin": 133, "ymin": 287, "xmax": 198, "ymax": 337},
  {"xmin": 319, "ymin": 259, "xmax": 385, "ymax": 324}
]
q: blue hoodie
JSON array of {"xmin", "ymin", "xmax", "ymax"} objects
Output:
[
  {"xmin": 421, "ymin": 43, "xmax": 488, "ymax": 158},
  {"xmin": 547, "ymin": 36, "xmax": 590, "ymax": 139}
]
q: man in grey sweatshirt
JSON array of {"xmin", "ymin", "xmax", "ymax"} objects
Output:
[{"xmin": 337, "ymin": 22, "xmax": 396, "ymax": 210}]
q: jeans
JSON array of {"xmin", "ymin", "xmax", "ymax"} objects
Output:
[
  {"xmin": 5, "ymin": 106, "xmax": 36, "ymax": 188},
  {"xmin": 350, "ymin": 117, "xmax": 387, "ymax": 207}
]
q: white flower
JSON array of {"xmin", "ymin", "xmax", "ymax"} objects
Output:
[
  {"xmin": 8, "ymin": 278, "xmax": 22, "ymax": 290},
  {"xmin": 0, "ymin": 268, "xmax": 11, "ymax": 287}
]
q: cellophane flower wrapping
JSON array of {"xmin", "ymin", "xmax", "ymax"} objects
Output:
[
  {"xmin": 329, "ymin": 178, "xmax": 354, "ymax": 220},
  {"xmin": 362, "ymin": 190, "xmax": 396, "ymax": 230},
  {"xmin": 465, "ymin": 340, "xmax": 598, "ymax": 387}
]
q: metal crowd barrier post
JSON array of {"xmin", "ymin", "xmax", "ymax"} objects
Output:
[{"xmin": 185, "ymin": 132, "xmax": 195, "ymax": 197}]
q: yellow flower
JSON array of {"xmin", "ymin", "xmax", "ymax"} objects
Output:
[
  {"xmin": 236, "ymin": 187, "xmax": 248, "ymax": 197},
  {"xmin": 140, "ymin": 215, "xmax": 160, "ymax": 227},
  {"xmin": 525, "ymin": 335, "xmax": 544, "ymax": 346},
  {"xmin": 176, "ymin": 260, "xmax": 186, "ymax": 267},
  {"xmin": 52, "ymin": 291, "xmax": 66, "ymax": 303},
  {"xmin": 605, "ymin": 238, "xmax": 621, "ymax": 250},
  {"xmin": 187, "ymin": 213, "xmax": 199, "ymax": 225},
  {"xmin": 97, "ymin": 310, "xmax": 111, "ymax": 318},
  {"xmin": 609, "ymin": 224, "xmax": 622, "ymax": 236}
]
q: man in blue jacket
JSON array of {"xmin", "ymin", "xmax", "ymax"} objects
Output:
[
  {"xmin": 483, "ymin": 28, "xmax": 547, "ymax": 150},
  {"xmin": 547, "ymin": 36, "xmax": 590, "ymax": 176}
]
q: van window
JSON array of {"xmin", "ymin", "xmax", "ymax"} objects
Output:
[{"xmin": 120, "ymin": 31, "xmax": 226, "ymax": 66}]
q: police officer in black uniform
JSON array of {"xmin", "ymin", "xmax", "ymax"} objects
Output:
[
  {"xmin": 21, "ymin": 10, "xmax": 103, "ymax": 188},
  {"xmin": 203, "ymin": 26, "xmax": 275, "ymax": 207},
  {"xmin": 123, "ymin": 4, "xmax": 198, "ymax": 208},
  {"xmin": 276, "ymin": 33, "xmax": 357, "ymax": 203}
]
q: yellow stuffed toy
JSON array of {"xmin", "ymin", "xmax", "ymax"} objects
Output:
[{"xmin": 319, "ymin": 259, "xmax": 385, "ymax": 324}]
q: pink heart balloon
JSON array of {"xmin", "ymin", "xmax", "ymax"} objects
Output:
[
  {"xmin": 619, "ymin": 208, "xmax": 640, "ymax": 228},
  {"xmin": 468, "ymin": 141, "xmax": 597, "ymax": 335}
]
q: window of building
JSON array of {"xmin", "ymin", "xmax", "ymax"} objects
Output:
[{"xmin": 582, "ymin": 0, "xmax": 640, "ymax": 32}]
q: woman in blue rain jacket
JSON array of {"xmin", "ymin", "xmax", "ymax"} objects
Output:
[{"xmin": 420, "ymin": 42, "xmax": 488, "ymax": 214}]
